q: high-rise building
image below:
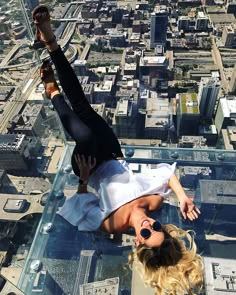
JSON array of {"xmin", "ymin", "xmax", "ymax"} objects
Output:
[
  {"xmin": 197, "ymin": 77, "xmax": 220, "ymax": 119},
  {"xmin": 113, "ymin": 99, "xmax": 137, "ymax": 138},
  {"xmin": 195, "ymin": 12, "xmax": 209, "ymax": 30},
  {"xmin": 73, "ymin": 60, "xmax": 88, "ymax": 76},
  {"xmin": 8, "ymin": 104, "xmax": 46, "ymax": 137},
  {"xmin": 178, "ymin": 13, "xmax": 209, "ymax": 31},
  {"xmin": 222, "ymin": 24, "xmax": 236, "ymax": 48},
  {"xmin": 229, "ymin": 64, "xmax": 236, "ymax": 93},
  {"xmin": 150, "ymin": 6, "xmax": 168, "ymax": 49},
  {"xmin": 0, "ymin": 134, "xmax": 29, "ymax": 171},
  {"xmin": 215, "ymin": 96, "xmax": 236, "ymax": 133},
  {"xmin": 139, "ymin": 56, "xmax": 169, "ymax": 87},
  {"xmin": 178, "ymin": 16, "xmax": 189, "ymax": 31},
  {"xmin": 176, "ymin": 93, "xmax": 200, "ymax": 137}
]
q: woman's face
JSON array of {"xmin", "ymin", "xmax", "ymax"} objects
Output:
[{"xmin": 135, "ymin": 217, "xmax": 165, "ymax": 248}]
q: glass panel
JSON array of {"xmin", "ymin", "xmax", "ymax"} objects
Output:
[
  {"xmin": 0, "ymin": 1, "xmax": 66, "ymax": 293},
  {"xmin": 17, "ymin": 143, "xmax": 236, "ymax": 294}
]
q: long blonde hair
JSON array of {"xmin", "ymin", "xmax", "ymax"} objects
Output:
[{"xmin": 128, "ymin": 224, "xmax": 204, "ymax": 295}]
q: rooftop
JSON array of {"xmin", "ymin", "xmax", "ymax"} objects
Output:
[{"xmin": 179, "ymin": 93, "xmax": 199, "ymax": 114}]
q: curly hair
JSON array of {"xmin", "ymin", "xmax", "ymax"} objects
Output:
[{"xmin": 128, "ymin": 224, "xmax": 204, "ymax": 295}]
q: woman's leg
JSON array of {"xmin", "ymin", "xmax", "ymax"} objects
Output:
[
  {"xmin": 33, "ymin": 6, "xmax": 123, "ymax": 159},
  {"xmin": 49, "ymin": 47, "xmax": 123, "ymax": 159},
  {"xmin": 52, "ymin": 94, "xmax": 96, "ymax": 157}
]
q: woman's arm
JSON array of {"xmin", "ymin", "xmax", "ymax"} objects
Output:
[
  {"xmin": 168, "ymin": 174, "xmax": 200, "ymax": 221},
  {"xmin": 77, "ymin": 183, "xmax": 88, "ymax": 193},
  {"xmin": 75, "ymin": 154, "xmax": 96, "ymax": 194}
]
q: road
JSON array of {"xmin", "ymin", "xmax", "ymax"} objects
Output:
[
  {"xmin": 0, "ymin": 68, "xmax": 39, "ymax": 134},
  {"xmin": 211, "ymin": 38, "xmax": 229, "ymax": 93},
  {"xmin": 0, "ymin": 2, "xmax": 84, "ymax": 135}
]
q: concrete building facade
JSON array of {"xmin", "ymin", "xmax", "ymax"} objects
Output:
[
  {"xmin": 113, "ymin": 99, "xmax": 137, "ymax": 138},
  {"xmin": 229, "ymin": 64, "xmax": 236, "ymax": 93},
  {"xmin": 197, "ymin": 77, "xmax": 220, "ymax": 119},
  {"xmin": 222, "ymin": 24, "xmax": 236, "ymax": 48},
  {"xmin": 0, "ymin": 134, "xmax": 29, "ymax": 171},
  {"xmin": 144, "ymin": 97, "xmax": 170, "ymax": 140},
  {"xmin": 150, "ymin": 7, "xmax": 168, "ymax": 48},
  {"xmin": 215, "ymin": 96, "xmax": 236, "ymax": 133},
  {"xmin": 177, "ymin": 93, "xmax": 200, "ymax": 136}
]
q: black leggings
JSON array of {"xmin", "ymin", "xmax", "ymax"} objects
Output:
[{"xmin": 49, "ymin": 47, "xmax": 123, "ymax": 176}]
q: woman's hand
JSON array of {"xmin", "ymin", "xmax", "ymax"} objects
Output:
[
  {"xmin": 75, "ymin": 154, "xmax": 96, "ymax": 181},
  {"xmin": 179, "ymin": 196, "xmax": 201, "ymax": 221}
]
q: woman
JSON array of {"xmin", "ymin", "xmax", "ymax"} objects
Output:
[{"xmin": 32, "ymin": 6, "xmax": 203, "ymax": 294}]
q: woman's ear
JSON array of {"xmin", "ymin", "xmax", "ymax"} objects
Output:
[{"xmin": 135, "ymin": 237, "xmax": 140, "ymax": 247}]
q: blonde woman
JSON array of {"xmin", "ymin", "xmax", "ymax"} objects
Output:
[
  {"xmin": 32, "ymin": 6, "xmax": 204, "ymax": 294},
  {"xmin": 129, "ymin": 223, "xmax": 204, "ymax": 295}
]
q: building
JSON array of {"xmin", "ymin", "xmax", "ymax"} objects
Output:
[
  {"xmin": 82, "ymin": 84, "xmax": 94, "ymax": 104},
  {"xmin": 180, "ymin": 166, "xmax": 212, "ymax": 188},
  {"xmin": 139, "ymin": 56, "xmax": 169, "ymax": 87},
  {"xmin": 196, "ymin": 12, "xmax": 209, "ymax": 31},
  {"xmin": 144, "ymin": 97, "xmax": 170, "ymax": 140},
  {"xmin": 113, "ymin": 99, "xmax": 137, "ymax": 138},
  {"xmin": 215, "ymin": 96, "xmax": 236, "ymax": 133},
  {"xmin": 0, "ymin": 86, "xmax": 14, "ymax": 102},
  {"xmin": 109, "ymin": 32, "xmax": 126, "ymax": 47},
  {"xmin": 0, "ymin": 170, "xmax": 17, "ymax": 194},
  {"xmin": 73, "ymin": 60, "xmax": 88, "ymax": 76},
  {"xmin": 226, "ymin": 0, "xmax": 236, "ymax": 14},
  {"xmin": 227, "ymin": 125, "xmax": 236, "ymax": 149},
  {"xmin": 0, "ymin": 134, "xmax": 29, "ymax": 171},
  {"xmin": 91, "ymin": 103, "xmax": 107, "ymax": 120},
  {"xmin": 94, "ymin": 81, "xmax": 114, "ymax": 105},
  {"xmin": 201, "ymin": 0, "xmax": 215, "ymax": 5},
  {"xmin": 178, "ymin": 0, "xmax": 201, "ymax": 7},
  {"xmin": 178, "ymin": 16, "xmax": 189, "ymax": 31},
  {"xmin": 204, "ymin": 257, "xmax": 236, "ymax": 295},
  {"xmin": 178, "ymin": 12, "xmax": 209, "ymax": 31},
  {"xmin": 197, "ymin": 77, "xmax": 220, "ymax": 119},
  {"xmin": 178, "ymin": 136, "xmax": 207, "ymax": 148},
  {"xmin": 199, "ymin": 179, "xmax": 236, "ymax": 204},
  {"xmin": 177, "ymin": 93, "xmax": 200, "ymax": 137},
  {"xmin": 222, "ymin": 24, "xmax": 236, "ymax": 48},
  {"xmin": 199, "ymin": 124, "xmax": 218, "ymax": 146},
  {"xmin": 150, "ymin": 6, "xmax": 168, "ymax": 48},
  {"xmin": 81, "ymin": 4, "xmax": 100, "ymax": 18},
  {"xmin": 124, "ymin": 63, "xmax": 137, "ymax": 77},
  {"xmin": 80, "ymin": 277, "xmax": 119, "ymax": 295},
  {"xmin": 229, "ymin": 64, "xmax": 236, "ymax": 93},
  {"xmin": 8, "ymin": 104, "xmax": 46, "ymax": 137}
]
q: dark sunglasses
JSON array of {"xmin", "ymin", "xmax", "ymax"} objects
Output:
[{"xmin": 140, "ymin": 220, "xmax": 162, "ymax": 240}]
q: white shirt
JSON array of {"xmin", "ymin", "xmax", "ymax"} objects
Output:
[{"xmin": 58, "ymin": 160, "xmax": 176, "ymax": 231}]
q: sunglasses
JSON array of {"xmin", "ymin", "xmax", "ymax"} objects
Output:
[{"xmin": 140, "ymin": 220, "xmax": 162, "ymax": 240}]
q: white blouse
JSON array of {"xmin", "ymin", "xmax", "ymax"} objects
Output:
[{"xmin": 58, "ymin": 160, "xmax": 176, "ymax": 231}]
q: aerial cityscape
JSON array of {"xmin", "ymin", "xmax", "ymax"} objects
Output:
[{"xmin": 0, "ymin": 0, "xmax": 236, "ymax": 294}]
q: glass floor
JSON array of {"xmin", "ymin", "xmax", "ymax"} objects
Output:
[{"xmin": 14, "ymin": 144, "xmax": 236, "ymax": 295}]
